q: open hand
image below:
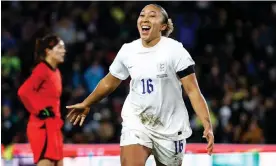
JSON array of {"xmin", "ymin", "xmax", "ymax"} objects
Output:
[{"xmin": 66, "ymin": 102, "xmax": 90, "ymax": 126}]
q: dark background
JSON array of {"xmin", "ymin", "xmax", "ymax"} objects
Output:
[{"xmin": 1, "ymin": 1, "xmax": 276, "ymax": 146}]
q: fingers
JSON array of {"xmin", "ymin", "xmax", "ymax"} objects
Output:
[
  {"xmin": 207, "ymin": 140, "xmax": 214, "ymax": 155},
  {"xmin": 203, "ymin": 130, "xmax": 214, "ymax": 155},
  {"xmin": 73, "ymin": 115, "xmax": 81, "ymax": 125},
  {"xmin": 70, "ymin": 114, "xmax": 77, "ymax": 123},
  {"xmin": 207, "ymin": 138, "xmax": 213, "ymax": 149},
  {"xmin": 206, "ymin": 135, "xmax": 214, "ymax": 155},
  {"xmin": 66, "ymin": 103, "xmax": 85, "ymax": 109},
  {"xmin": 79, "ymin": 115, "xmax": 86, "ymax": 126},
  {"xmin": 66, "ymin": 109, "xmax": 75, "ymax": 119},
  {"xmin": 66, "ymin": 104, "xmax": 88, "ymax": 126},
  {"xmin": 68, "ymin": 114, "xmax": 85, "ymax": 126},
  {"xmin": 66, "ymin": 105, "xmax": 76, "ymax": 109}
]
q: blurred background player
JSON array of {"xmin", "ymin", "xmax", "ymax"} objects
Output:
[
  {"xmin": 66, "ymin": 4, "xmax": 214, "ymax": 166},
  {"xmin": 17, "ymin": 32, "xmax": 66, "ymax": 166}
]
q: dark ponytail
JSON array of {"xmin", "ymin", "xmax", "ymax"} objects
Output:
[{"xmin": 35, "ymin": 38, "xmax": 44, "ymax": 64}]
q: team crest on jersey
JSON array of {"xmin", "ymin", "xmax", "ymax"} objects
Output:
[
  {"xmin": 158, "ymin": 63, "xmax": 166, "ymax": 72},
  {"xmin": 157, "ymin": 62, "xmax": 168, "ymax": 78}
]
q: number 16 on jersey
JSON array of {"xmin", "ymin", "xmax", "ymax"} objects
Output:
[
  {"xmin": 141, "ymin": 79, "xmax": 154, "ymax": 94},
  {"xmin": 174, "ymin": 140, "xmax": 184, "ymax": 155}
]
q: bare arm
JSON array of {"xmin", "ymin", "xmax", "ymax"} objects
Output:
[
  {"xmin": 181, "ymin": 73, "xmax": 212, "ymax": 130},
  {"xmin": 66, "ymin": 73, "xmax": 122, "ymax": 126},
  {"xmin": 83, "ymin": 73, "xmax": 122, "ymax": 107},
  {"xmin": 181, "ymin": 73, "xmax": 214, "ymax": 155}
]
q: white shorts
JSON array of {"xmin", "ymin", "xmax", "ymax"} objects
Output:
[{"xmin": 120, "ymin": 128, "xmax": 185, "ymax": 166}]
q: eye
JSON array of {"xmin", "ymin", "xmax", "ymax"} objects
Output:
[
  {"xmin": 58, "ymin": 45, "xmax": 64, "ymax": 49},
  {"xmin": 139, "ymin": 14, "xmax": 145, "ymax": 17}
]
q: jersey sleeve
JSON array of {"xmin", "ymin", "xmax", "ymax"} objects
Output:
[
  {"xmin": 109, "ymin": 44, "xmax": 130, "ymax": 80},
  {"xmin": 172, "ymin": 42, "xmax": 195, "ymax": 79},
  {"xmin": 17, "ymin": 64, "xmax": 49, "ymax": 115}
]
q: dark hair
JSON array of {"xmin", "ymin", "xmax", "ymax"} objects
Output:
[
  {"xmin": 151, "ymin": 4, "xmax": 174, "ymax": 37},
  {"xmin": 35, "ymin": 34, "xmax": 60, "ymax": 63}
]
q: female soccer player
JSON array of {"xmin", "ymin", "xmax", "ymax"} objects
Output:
[
  {"xmin": 66, "ymin": 4, "xmax": 214, "ymax": 166},
  {"xmin": 18, "ymin": 34, "xmax": 66, "ymax": 166}
]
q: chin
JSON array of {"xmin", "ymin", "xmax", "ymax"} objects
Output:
[
  {"xmin": 141, "ymin": 35, "xmax": 151, "ymax": 42},
  {"xmin": 58, "ymin": 58, "xmax": 65, "ymax": 63}
]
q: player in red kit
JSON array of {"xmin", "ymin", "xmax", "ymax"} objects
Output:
[{"xmin": 18, "ymin": 34, "xmax": 66, "ymax": 166}]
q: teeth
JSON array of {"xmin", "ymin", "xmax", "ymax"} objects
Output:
[{"xmin": 142, "ymin": 25, "xmax": 150, "ymax": 29}]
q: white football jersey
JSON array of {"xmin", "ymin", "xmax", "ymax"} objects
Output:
[{"xmin": 110, "ymin": 36, "xmax": 195, "ymax": 140}]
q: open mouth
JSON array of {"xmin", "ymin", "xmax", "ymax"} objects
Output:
[{"xmin": 141, "ymin": 25, "xmax": 151, "ymax": 33}]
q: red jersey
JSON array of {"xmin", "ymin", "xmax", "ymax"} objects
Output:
[
  {"xmin": 18, "ymin": 61, "xmax": 62, "ymax": 123},
  {"xmin": 18, "ymin": 61, "xmax": 64, "ymax": 163}
]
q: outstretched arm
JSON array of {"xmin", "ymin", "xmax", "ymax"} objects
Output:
[
  {"xmin": 67, "ymin": 44, "xmax": 129, "ymax": 126},
  {"xmin": 83, "ymin": 73, "xmax": 122, "ymax": 106},
  {"xmin": 66, "ymin": 73, "xmax": 122, "ymax": 126},
  {"xmin": 180, "ymin": 73, "xmax": 214, "ymax": 155}
]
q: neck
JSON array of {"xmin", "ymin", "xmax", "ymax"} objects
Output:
[
  {"xmin": 44, "ymin": 56, "xmax": 58, "ymax": 69},
  {"xmin": 142, "ymin": 36, "xmax": 162, "ymax": 48}
]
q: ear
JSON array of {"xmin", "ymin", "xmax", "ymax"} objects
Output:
[
  {"xmin": 161, "ymin": 24, "xmax": 167, "ymax": 31},
  {"xmin": 45, "ymin": 48, "xmax": 51, "ymax": 54}
]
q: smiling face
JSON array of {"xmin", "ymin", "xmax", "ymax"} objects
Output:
[
  {"xmin": 137, "ymin": 4, "xmax": 167, "ymax": 43},
  {"xmin": 46, "ymin": 39, "xmax": 66, "ymax": 64}
]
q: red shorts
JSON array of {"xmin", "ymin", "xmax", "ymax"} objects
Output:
[{"xmin": 27, "ymin": 119, "xmax": 63, "ymax": 164}]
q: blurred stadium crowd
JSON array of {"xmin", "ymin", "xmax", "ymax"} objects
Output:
[{"xmin": 1, "ymin": 1, "xmax": 276, "ymax": 146}]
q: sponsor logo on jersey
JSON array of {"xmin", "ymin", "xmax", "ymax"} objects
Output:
[{"xmin": 157, "ymin": 74, "xmax": 168, "ymax": 78}]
